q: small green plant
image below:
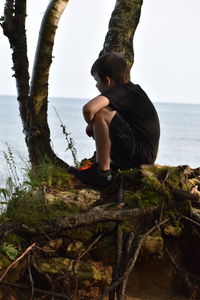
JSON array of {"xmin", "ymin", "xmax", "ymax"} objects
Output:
[
  {"xmin": 3, "ymin": 143, "xmax": 20, "ymax": 187},
  {"xmin": 0, "ymin": 188, "xmax": 9, "ymax": 202},
  {"xmin": 0, "ymin": 145, "xmax": 28, "ymax": 213},
  {"xmin": 54, "ymin": 107, "xmax": 79, "ymax": 167},
  {"xmin": 1, "ymin": 242, "xmax": 18, "ymax": 260}
]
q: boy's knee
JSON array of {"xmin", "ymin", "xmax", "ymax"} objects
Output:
[
  {"xmin": 94, "ymin": 108, "xmax": 107, "ymax": 119},
  {"xmin": 94, "ymin": 107, "xmax": 116, "ymax": 124}
]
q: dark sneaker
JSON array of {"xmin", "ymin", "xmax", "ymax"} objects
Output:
[{"xmin": 68, "ymin": 163, "xmax": 112, "ymax": 187}]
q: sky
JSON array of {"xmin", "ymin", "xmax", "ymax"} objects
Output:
[{"xmin": 0, "ymin": 0, "xmax": 200, "ymax": 104}]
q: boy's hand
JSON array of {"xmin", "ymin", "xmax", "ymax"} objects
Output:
[{"xmin": 86, "ymin": 125, "xmax": 94, "ymax": 138}]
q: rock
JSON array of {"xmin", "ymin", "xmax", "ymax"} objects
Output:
[
  {"xmin": 141, "ymin": 235, "xmax": 163, "ymax": 258},
  {"xmin": 163, "ymin": 224, "xmax": 182, "ymax": 237},
  {"xmin": 38, "ymin": 257, "xmax": 110, "ymax": 281},
  {"xmin": 38, "ymin": 257, "xmax": 73, "ymax": 274},
  {"xmin": 44, "ymin": 188, "xmax": 101, "ymax": 211}
]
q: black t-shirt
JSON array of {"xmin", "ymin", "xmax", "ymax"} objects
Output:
[{"xmin": 101, "ymin": 82, "xmax": 160, "ymax": 164}]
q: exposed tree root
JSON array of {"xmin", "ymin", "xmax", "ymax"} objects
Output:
[{"xmin": 0, "ymin": 164, "xmax": 200, "ymax": 299}]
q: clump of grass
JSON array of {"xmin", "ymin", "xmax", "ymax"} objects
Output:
[
  {"xmin": 0, "ymin": 144, "xmax": 27, "ymax": 212},
  {"xmin": 3, "ymin": 142, "xmax": 20, "ymax": 187}
]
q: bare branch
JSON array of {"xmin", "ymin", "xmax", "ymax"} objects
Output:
[{"xmin": 56, "ymin": 206, "xmax": 158, "ymax": 230}]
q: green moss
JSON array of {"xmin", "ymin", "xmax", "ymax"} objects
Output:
[
  {"xmin": 4, "ymin": 191, "xmax": 81, "ymax": 229},
  {"xmin": 0, "ymin": 242, "xmax": 19, "ymax": 271},
  {"xmin": 1, "ymin": 242, "xmax": 18, "ymax": 260},
  {"xmin": 165, "ymin": 166, "xmax": 188, "ymax": 190},
  {"xmin": 141, "ymin": 175, "xmax": 162, "ymax": 191},
  {"xmin": 124, "ymin": 189, "xmax": 162, "ymax": 209},
  {"xmin": 156, "ymin": 166, "xmax": 170, "ymax": 181}
]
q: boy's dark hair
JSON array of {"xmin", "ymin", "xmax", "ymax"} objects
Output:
[{"xmin": 91, "ymin": 52, "xmax": 130, "ymax": 84}]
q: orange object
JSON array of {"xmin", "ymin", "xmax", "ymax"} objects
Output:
[{"xmin": 79, "ymin": 161, "xmax": 93, "ymax": 170}]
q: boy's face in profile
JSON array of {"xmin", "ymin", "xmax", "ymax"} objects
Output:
[{"xmin": 93, "ymin": 73, "xmax": 110, "ymax": 93}]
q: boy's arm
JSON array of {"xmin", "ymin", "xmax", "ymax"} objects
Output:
[{"xmin": 82, "ymin": 95, "xmax": 109, "ymax": 126}]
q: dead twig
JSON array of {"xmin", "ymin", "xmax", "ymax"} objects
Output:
[
  {"xmin": 110, "ymin": 176, "xmax": 124, "ymax": 300},
  {"xmin": 109, "ymin": 223, "xmax": 123, "ymax": 300},
  {"xmin": 73, "ymin": 234, "xmax": 102, "ymax": 271},
  {"xmin": 0, "ymin": 242, "xmax": 36, "ymax": 283},
  {"xmin": 72, "ymin": 234, "xmax": 102, "ymax": 299},
  {"xmin": 57, "ymin": 206, "xmax": 158, "ymax": 230},
  {"xmin": 28, "ymin": 253, "xmax": 34, "ymax": 300},
  {"xmin": 158, "ymin": 200, "xmax": 165, "ymax": 231},
  {"xmin": 121, "ymin": 232, "xmax": 135, "ymax": 299},
  {"xmin": 180, "ymin": 215, "xmax": 200, "ymax": 228}
]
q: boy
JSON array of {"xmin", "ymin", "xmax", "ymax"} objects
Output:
[{"xmin": 68, "ymin": 53, "xmax": 160, "ymax": 187}]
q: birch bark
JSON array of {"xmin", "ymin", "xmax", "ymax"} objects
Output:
[
  {"xmin": 27, "ymin": 0, "xmax": 70, "ymax": 165},
  {"xmin": 100, "ymin": 0, "xmax": 143, "ymax": 67}
]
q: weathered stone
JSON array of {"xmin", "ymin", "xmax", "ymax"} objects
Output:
[
  {"xmin": 141, "ymin": 235, "xmax": 163, "ymax": 258},
  {"xmin": 44, "ymin": 188, "xmax": 100, "ymax": 210},
  {"xmin": 38, "ymin": 257, "xmax": 73, "ymax": 274},
  {"xmin": 38, "ymin": 257, "xmax": 110, "ymax": 281},
  {"xmin": 76, "ymin": 189, "xmax": 101, "ymax": 210},
  {"xmin": 163, "ymin": 224, "xmax": 182, "ymax": 237}
]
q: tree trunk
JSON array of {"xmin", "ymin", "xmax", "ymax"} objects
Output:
[
  {"xmin": 27, "ymin": 0, "xmax": 69, "ymax": 165},
  {"xmin": 1, "ymin": 0, "xmax": 29, "ymax": 131},
  {"xmin": 2, "ymin": 0, "xmax": 70, "ymax": 167},
  {"xmin": 100, "ymin": 0, "xmax": 143, "ymax": 67}
]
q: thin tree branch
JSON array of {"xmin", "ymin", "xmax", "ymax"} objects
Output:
[
  {"xmin": 73, "ymin": 234, "xmax": 102, "ymax": 271},
  {"xmin": 28, "ymin": 254, "xmax": 34, "ymax": 300},
  {"xmin": 121, "ymin": 232, "xmax": 135, "ymax": 299},
  {"xmin": 180, "ymin": 215, "xmax": 200, "ymax": 228}
]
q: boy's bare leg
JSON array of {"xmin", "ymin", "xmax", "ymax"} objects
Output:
[{"xmin": 93, "ymin": 107, "xmax": 116, "ymax": 171}]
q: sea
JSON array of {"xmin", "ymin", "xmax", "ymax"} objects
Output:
[{"xmin": 0, "ymin": 95, "xmax": 200, "ymax": 184}]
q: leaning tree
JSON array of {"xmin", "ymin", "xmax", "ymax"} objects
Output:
[{"xmin": 1, "ymin": 0, "xmax": 143, "ymax": 166}]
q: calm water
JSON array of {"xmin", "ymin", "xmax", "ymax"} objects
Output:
[{"xmin": 0, "ymin": 95, "xmax": 200, "ymax": 182}]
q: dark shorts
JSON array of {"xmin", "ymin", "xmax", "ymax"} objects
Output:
[{"xmin": 109, "ymin": 113, "xmax": 138, "ymax": 170}]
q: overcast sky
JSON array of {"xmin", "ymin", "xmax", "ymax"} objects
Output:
[{"xmin": 1, "ymin": 0, "xmax": 200, "ymax": 104}]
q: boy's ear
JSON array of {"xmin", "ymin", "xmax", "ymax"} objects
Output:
[
  {"xmin": 105, "ymin": 76, "xmax": 112, "ymax": 86},
  {"xmin": 105, "ymin": 76, "xmax": 116, "ymax": 87}
]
